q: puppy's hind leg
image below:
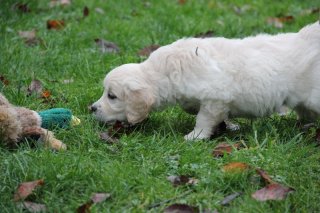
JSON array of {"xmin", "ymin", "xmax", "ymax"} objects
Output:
[
  {"xmin": 295, "ymin": 105, "xmax": 319, "ymax": 123},
  {"xmin": 184, "ymin": 102, "xmax": 228, "ymax": 140}
]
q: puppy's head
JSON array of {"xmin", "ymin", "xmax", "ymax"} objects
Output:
[{"xmin": 91, "ymin": 64, "xmax": 155, "ymax": 125}]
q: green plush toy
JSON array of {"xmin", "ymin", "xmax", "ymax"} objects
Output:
[{"xmin": 38, "ymin": 108, "xmax": 81, "ymax": 129}]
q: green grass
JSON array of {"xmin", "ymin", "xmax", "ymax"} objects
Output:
[{"xmin": 1, "ymin": 0, "xmax": 320, "ymax": 212}]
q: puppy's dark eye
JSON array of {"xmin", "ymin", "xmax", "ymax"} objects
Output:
[{"xmin": 108, "ymin": 93, "xmax": 117, "ymax": 100}]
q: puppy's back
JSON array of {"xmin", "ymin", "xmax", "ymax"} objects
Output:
[{"xmin": 298, "ymin": 21, "xmax": 320, "ymax": 41}]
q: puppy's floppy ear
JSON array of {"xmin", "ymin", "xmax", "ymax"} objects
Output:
[{"xmin": 124, "ymin": 81, "xmax": 155, "ymax": 124}]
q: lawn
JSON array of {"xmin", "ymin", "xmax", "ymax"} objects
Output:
[{"xmin": 1, "ymin": 0, "xmax": 320, "ymax": 212}]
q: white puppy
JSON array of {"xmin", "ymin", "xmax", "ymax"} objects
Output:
[{"xmin": 91, "ymin": 22, "xmax": 320, "ymax": 140}]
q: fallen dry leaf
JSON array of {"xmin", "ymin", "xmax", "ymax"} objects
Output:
[
  {"xmin": 99, "ymin": 132, "xmax": 119, "ymax": 144},
  {"xmin": 233, "ymin": 5, "xmax": 251, "ymax": 15},
  {"xmin": 256, "ymin": 168, "xmax": 275, "ymax": 184},
  {"xmin": 27, "ymin": 79, "xmax": 43, "ymax": 96},
  {"xmin": 18, "ymin": 30, "xmax": 36, "ymax": 40},
  {"xmin": 164, "ymin": 204, "xmax": 198, "ymax": 213},
  {"xmin": 212, "ymin": 142, "xmax": 241, "ymax": 158},
  {"xmin": 19, "ymin": 29, "xmax": 42, "ymax": 46},
  {"xmin": 94, "ymin": 39, "xmax": 120, "ymax": 54},
  {"xmin": 77, "ymin": 192, "xmax": 111, "ymax": 213},
  {"xmin": 167, "ymin": 175, "xmax": 199, "ymax": 187},
  {"xmin": 13, "ymin": 3, "xmax": 31, "ymax": 13},
  {"xmin": 138, "ymin": 44, "xmax": 160, "ymax": 57},
  {"xmin": 83, "ymin": 6, "xmax": 89, "ymax": 17},
  {"xmin": 49, "ymin": 0, "xmax": 71, "ymax": 7},
  {"xmin": 195, "ymin": 30, "xmax": 214, "ymax": 38},
  {"xmin": 13, "ymin": 179, "xmax": 44, "ymax": 201},
  {"xmin": 110, "ymin": 121, "xmax": 125, "ymax": 134},
  {"xmin": 47, "ymin": 20, "xmax": 65, "ymax": 30},
  {"xmin": 77, "ymin": 202, "xmax": 92, "ymax": 213},
  {"xmin": 252, "ymin": 183, "xmax": 294, "ymax": 201},
  {"xmin": 18, "ymin": 30, "xmax": 41, "ymax": 46},
  {"xmin": 0, "ymin": 75, "xmax": 9, "ymax": 85},
  {"xmin": 267, "ymin": 16, "xmax": 294, "ymax": 28},
  {"xmin": 220, "ymin": 192, "xmax": 242, "ymax": 206},
  {"xmin": 41, "ymin": 90, "xmax": 51, "ymax": 99},
  {"xmin": 178, "ymin": 0, "xmax": 187, "ymax": 5},
  {"xmin": 144, "ymin": 2, "xmax": 151, "ymax": 8},
  {"xmin": 95, "ymin": 7, "xmax": 105, "ymax": 14},
  {"xmin": 99, "ymin": 121, "xmax": 133, "ymax": 144},
  {"xmin": 17, "ymin": 201, "xmax": 47, "ymax": 212},
  {"xmin": 91, "ymin": 193, "xmax": 111, "ymax": 203},
  {"xmin": 223, "ymin": 162, "xmax": 250, "ymax": 173}
]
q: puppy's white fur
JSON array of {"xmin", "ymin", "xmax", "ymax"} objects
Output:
[{"xmin": 92, "ymin": 22, "xmax": 320, "ymax": 140}]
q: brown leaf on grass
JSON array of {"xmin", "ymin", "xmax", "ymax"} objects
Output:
[
  {"xmin": 109, "ymin": 120, "xmax": 126, "ymax": 136},
  {"xmin": 47, "ymin": 20, "xmax": 65, "ymax": 30},
  {"xmin": 95, "ymin": 7, "xmax": 105, "ymax": 14},
  {"xmin": 137, "ymin": 44, "xmax": 160, "ymax": 57},
  {"xmin": 99, "ymin": 132, "xmax": 120, "ymax": 144},
  {"xmin": 212, "ymin": 142, "xmax": 241, "ymax": 158},
  {"xmin": 223, "ymin": 162, "xmax": 250, "ymax": 173},
  {"xmin": 233, "ymin": 5, "xmax": 251, "ymax": 15},
  {"xmin": 13, "ymin": 3, "xmax": 31, "ymax": 13},
  {"xmin": 27, "ymin": 79, "xmax": 43, "ymax": 96},
  {"xmin": 13, "ymin": 179, "xmax": 44, "ymax": 201},
  {"xmin": 77, "ymin": 202, "xmax": 92, "ymax": 213},
  {"xmin": 256, "ymin": 168, "xmax": 275, "ymax": 184},
  {"xmin": 99, "ymin": 121, "xmax": 133, "ymax": 144},
  {"xmin": 18, "ymin": 30, "xmax": 42, "ymax": 46},
  {"xmin": 83, "ymin": 6, "xmax": 89, "ymax": 17},
  {"xmin": 178, "ymin": 0, "xmax": 187, "ymax": 5},
  {"xmin": 17, "ymin": 201, "xmax": 47, "ymax": 212},
  {"xmin": 195, "ymin": 30, "xmax": 215, "ymax": 38},
  {"xmin": 167, "ymin": 175, "xmax": 199, "ymax": 187},
  {"xmin": 18, "ymin": 30, "xmax": 36, "ymax": 40},
  {"xmin": 94, "ymin": 39, "xmax": 120, "ymax": 54},
  {"xmin": 49, "ymin": 0, "xmax": 71, "ymax": 7},
  {"xmin": 91, "ymin": 193, "xmax": 111, "ymax": 203},
  {"xmin": 41, "ymin": 90, "xmax": 51, "ymax": 99},
  {"xmin": 0, "ymin": 75, "xmax": 9, "ymax": 85},
  {"xmin": 252, "ymin": 183, "xmax": 294, "ymax": 201},
  {"xmin": 164, "ymin": 204, "xmax": 198, "ymax": 213},
  {"xmin": 267, "ymin": 16, "xmax": 294, "ymax": 28},
  {"xmin": 220, "ymin": 192, "xmax": 242, "ymax": 206},
  {"xmin": 77, "ymin": 193, "xmax": 111, "ymax": 213}
]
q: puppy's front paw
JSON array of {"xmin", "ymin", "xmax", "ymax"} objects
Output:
[{"xmin": 184, "ymin": 130, "xmax": 210, "ymax": 141}]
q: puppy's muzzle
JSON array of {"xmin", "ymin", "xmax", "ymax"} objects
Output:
[{"xmin": 89, "ymin": 105, "xmax": 97, "ymax": 112}]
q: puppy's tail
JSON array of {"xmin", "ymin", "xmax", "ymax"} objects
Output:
[{"xmin": 298, "ymin": 21, "xmax": 320, "ymax": 41}]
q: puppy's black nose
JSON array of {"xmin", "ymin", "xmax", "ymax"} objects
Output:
[{"xmin": 90, "ymin": 105, "xmax": 97, "ymax": 112}]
